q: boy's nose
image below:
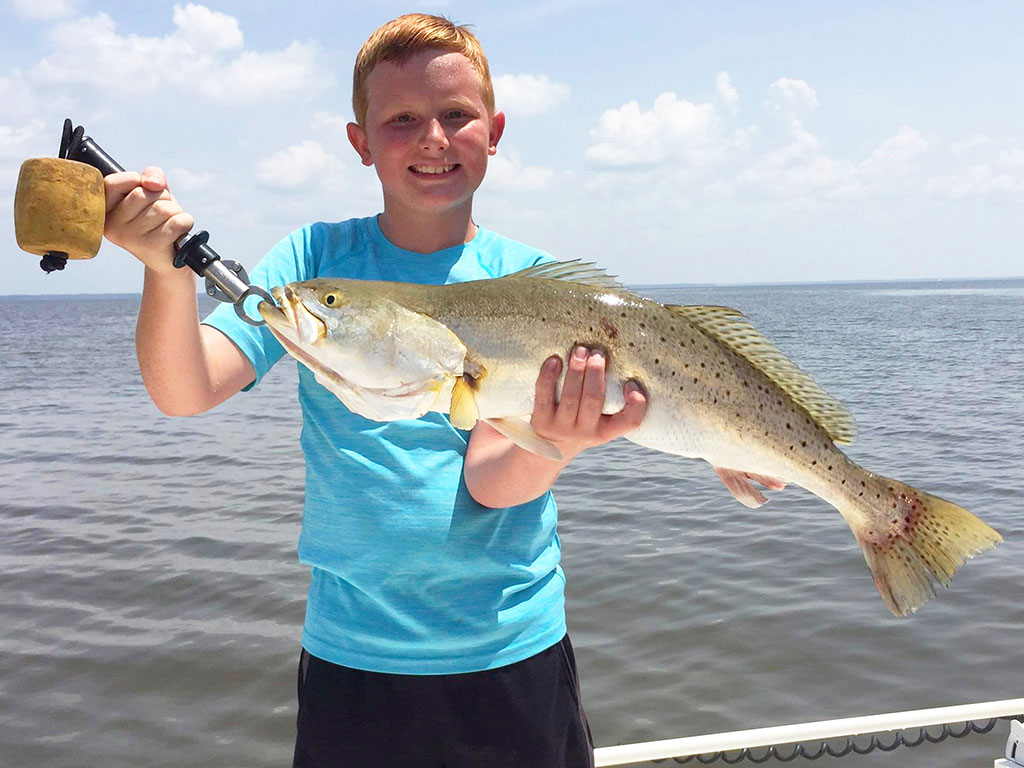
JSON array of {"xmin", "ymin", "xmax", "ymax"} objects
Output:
[{"xmin": 420, "ymin": 119, "xmax": 449, "ymax": 152}]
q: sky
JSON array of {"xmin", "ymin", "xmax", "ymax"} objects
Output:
[{"xmin": 2, "ymin": 0, "xmax": 1023, "ymax": 295}]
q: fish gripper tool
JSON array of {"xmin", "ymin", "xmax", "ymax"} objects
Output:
[{"xmin": 44, "ymin": 118, "xmax": 273, "ymax": 326}]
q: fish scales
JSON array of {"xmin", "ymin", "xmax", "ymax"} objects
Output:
[{"xmin": 258, "ymin": 261, "xmax": 1002, "ymax": 617}]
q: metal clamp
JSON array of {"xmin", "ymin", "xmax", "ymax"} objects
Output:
[
  {"xmin": 233, "ymin": 285, "xmax": 275, "ymax": 327},
  {"xmin": 201, "ymin": 258, "xmax": 272, "ymax": 326}
]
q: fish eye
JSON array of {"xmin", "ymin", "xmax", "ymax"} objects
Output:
[{"xmin": 323, "ymin": 292, "xmax": 342, "ymax": 307}]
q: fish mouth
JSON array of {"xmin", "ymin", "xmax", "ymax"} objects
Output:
[
  {"xmin": 261, "ymin": 285, "xmax": 328, "ymax": 345},
  {"xmin": 258, "ymin": 291, "xmax": 347, "ymax": 390}
]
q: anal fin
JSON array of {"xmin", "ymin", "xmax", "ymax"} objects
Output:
[
  {"xmin": 714, "ymin": 467, "xmax": 786, "ymax": 509},
  {"xmin": 485, "ymin": 417, "xmax": 563, "ymax": 461}
]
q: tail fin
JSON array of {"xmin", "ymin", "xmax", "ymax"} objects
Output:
[{"xmin": 850, "ymin": 478, "xmax": 1002, "ymax": 617}]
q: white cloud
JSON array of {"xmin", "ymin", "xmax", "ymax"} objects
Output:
[
  {"xmin": 493, "ymin": 73, "xmax": 570, "ymax": 116},
  {"xmin": 199, "ymin": 41, "xmax": 323, "ymax": 103},
  {"xmin": 859, "ymin": 125, "xmax": 929, "ymax": 179},
  {"xmin": 7, "ymin": 0, "xmax": 75, "ymax": 19},
  {"xmin": 32, "ymin": 6, "xmax": 328, "ymax": 104},
  {"xmin": 167, "ymin": 166, "xmax": 216, "ymax": 192},
  {"xmin": 736, "ymin": 119, "xmax": 859, "ymax": 201},
  {"xmin": 486, "ymin": 148, "xmax": 556, "ymax": 191},
  {"xmin": 1000, "ymin": 148, "xmax": 1024, "ymax": 167},
  {"xmin": 767, "ymin": 77, "xmax": 818, "ymax": 113},
  {"xmin": 312, "ymin": 112, "xmax": 352, "ymax": 131},
  {"xmin": 0, "ymin": 72, "xmax": 54, "ymax": 133},
  {"xmin": 255, "ymin": 140, "xmax": 345, "ymax": 190},
  {"xmin": 951, "ymin": 133, "xmax": 989, "ymax": 154},
  {"xmin": 586, "ymin": 92, "xmax": 722, "ymax": 168},
  {"xmin": 0, "ymin": 118, "xmax": 47, "ymax": 196},
  {"xmin": 716, "ymin": 71, "xmax": 739, "ymax": 115},
  {"xmin": 0, "ymin": 119, "xmax": 46, "ymax": 154},
  {"xmin": 927, "ymin": 164, "xmax": 1021, "ymax": 200},
  {"xmin": 171, "ymin": 3, "xmax": 243, "ymax": 51}
]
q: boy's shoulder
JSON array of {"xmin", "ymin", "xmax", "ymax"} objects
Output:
[
  {"xmin": 269, "ymin": 217, "xmax": 557, "ymax": 282},
  {"xmin": 472, "ymin": 226, "xmax": 557, "ymax": 275}
]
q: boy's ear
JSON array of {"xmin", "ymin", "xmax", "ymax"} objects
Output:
[
  {"xmin": 347, "ymin": 122, "xmax": 374, "ymax": 166},
  {"xmin": 488, "ymin": 111, "xmax": 506, "ymax": 156}
]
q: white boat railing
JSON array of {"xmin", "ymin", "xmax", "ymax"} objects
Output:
[{"xmin": 594, "ymin": 697, "xmax": 1024, "ymax": 766}]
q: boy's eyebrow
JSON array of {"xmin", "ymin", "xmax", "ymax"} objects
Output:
[{"xmin": 375, "ymin": 95, "xmax": 483, "ymax": 116}]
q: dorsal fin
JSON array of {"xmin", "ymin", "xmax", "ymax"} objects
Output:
[
  {"xmin": 668, "ymin": 304, "xmax": 857, "ymax": 445},
  {"xmin": 501, "ymin": 259, "xmax": 627, "ymax": 292}
]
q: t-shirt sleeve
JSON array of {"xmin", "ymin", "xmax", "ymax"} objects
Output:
[{"xmin": 201, "ymin": 226, "xmax": 313, "ymax": 389}]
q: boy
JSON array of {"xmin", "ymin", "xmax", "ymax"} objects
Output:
[{"xmin": 103, "ymin": 13, "xmax": 646, "ymax": 768}]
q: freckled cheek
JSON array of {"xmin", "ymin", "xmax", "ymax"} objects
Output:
[{"xmin": 451, "ymin": 124, "xmax": 491, "ymax": 150}]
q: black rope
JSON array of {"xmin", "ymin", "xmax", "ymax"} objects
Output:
[{"xmin": 640, "ymin": 714, "xmax": 1023, "ymax": 765}]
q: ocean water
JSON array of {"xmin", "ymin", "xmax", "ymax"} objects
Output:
[{"xmin": 1, "ymin": 279, "xmax": 1022, "ymax": 767}]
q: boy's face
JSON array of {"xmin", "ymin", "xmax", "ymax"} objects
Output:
[{"xmin": 347, "ymin": 50, "xmax": 504, "ymax": 222}]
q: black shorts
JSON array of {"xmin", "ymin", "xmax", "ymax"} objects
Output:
[{"xmin": 292, "ymin": 634, "xmax": 594, "ymax": 768}]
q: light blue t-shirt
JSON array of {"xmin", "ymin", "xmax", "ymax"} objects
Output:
[{"xmin": 202, "ymin": 216, "xmax": 566, "ymax": 674}]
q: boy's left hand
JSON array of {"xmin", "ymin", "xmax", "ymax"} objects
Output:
[{"xmin": 531, "ymin": 346, "xmax": 648, "ymax": 463}]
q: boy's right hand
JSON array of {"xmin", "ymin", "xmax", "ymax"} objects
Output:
[{"xmin": 104, "ymin": 167, "xmax": 195, "ymax": 274}]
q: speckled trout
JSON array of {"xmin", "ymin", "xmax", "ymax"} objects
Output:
[{"xmin": 257, "ymin": 260, "xmax": 1001, "ymax": 616}]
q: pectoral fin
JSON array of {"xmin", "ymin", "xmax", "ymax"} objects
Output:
[
  {"xmin": 484, "ymin": 417, "xmax": 563, "ymax": 461},
  {"xmin": 449, "ymin": 377, "xmax": 480, "ymax": 430}
]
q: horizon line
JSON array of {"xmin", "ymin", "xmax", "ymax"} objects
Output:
[{"xmin": 3, "ymin": 273, "xmax": 1024, "ymax": 300}]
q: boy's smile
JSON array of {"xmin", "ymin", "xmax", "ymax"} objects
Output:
[{"xmin": 347, "ymin": 49, "xmax": 505, "ymax": 248}]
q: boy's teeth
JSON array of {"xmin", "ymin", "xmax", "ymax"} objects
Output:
[{"xmin": 413, "ymin": 164, "xmax": 456, "ymax": 174}]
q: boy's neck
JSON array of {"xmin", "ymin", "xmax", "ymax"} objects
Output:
[{"xmin": 377, "ymin": 207, "xmax": 478, "ymax": 254}]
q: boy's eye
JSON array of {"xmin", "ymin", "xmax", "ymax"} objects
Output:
[
  {"xmin": 445, "ymin": 110, "xmax": 469, "ymax": 120},
  {"xmin": 393, "ymin": 114, "xmax": 414, "ymax": 124}
]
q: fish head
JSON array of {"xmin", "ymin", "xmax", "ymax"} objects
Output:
[{"xmin": 258, "ymin": 279, "xmax": 467, "ymax": 421}]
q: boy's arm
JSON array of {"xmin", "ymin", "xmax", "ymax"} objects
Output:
[
  {"xmin": 463, "ymin": 347, "xmax": 647, "ymax": 508},
  {"xmin": 105, "ymin": 167, "xmax": 255, "ymax": 416}
]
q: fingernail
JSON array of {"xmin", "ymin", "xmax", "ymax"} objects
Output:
[
  {"xmin": 574, "ymin": 346, "xmax": 588, "ymax": 360},
  {"xmin": 545, "ymin": 357, "xmax": 560, "ymax": 372},
  {"xmin": 625, "ymin": 381, "xmax": 640, "ymax": 393},
  {"xmin": 590, "ymin": 349, "xmax": 604, "ymax": 359}
]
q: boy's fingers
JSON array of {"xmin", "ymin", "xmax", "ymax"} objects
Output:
[
  {"xmin": 577, "ymin": 350, "xmax": 606, "ymax": 424},
  {"xmin": 104, "ymin": 171, "xmax": 144, "ymax": 213},
  {"xmin": 556, "ymin": 346, "xmax": 588, "ymax": 427},
  {"xmin": 106, "ymin": 185, "xmax": 171, "ymax": 231},
  {"xmin": 598, "ymin": 380, "xmax": 648, "ymax": 441},
  {"xmin": 140, "ymin": 166, "xmax": 168, "ymax": 193},
  {"xmin": 532, "ymin": 356, "xmax": 561, "ymax": 422},
  {"xmin": 139, "ymin": 208, "xmax": 194, "ymax": 240},
  {"xmin": 138, "ymin": 213, "xmax": 195, "ymax": 254}
]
